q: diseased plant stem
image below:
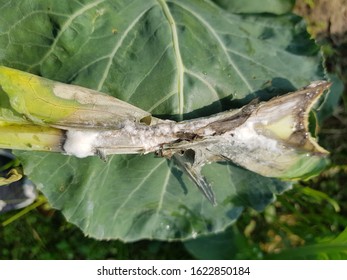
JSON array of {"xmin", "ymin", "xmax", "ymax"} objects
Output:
[
  {"xmin": 60, "ymin": 81, "xmax": 330, "ymax": 204},
  {"xmin": 0, "ymin": 64, "xmax": 331, "ymax": 204}
]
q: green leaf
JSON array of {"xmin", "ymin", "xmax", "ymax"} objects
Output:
[
  {"xmin": 184, "ymin": 225, "xmax": 259, "ymax": 259},
  {"xmin": 316, "ymin": 73, "xmax": 344, "ymax": 123},
  {"xmin": 212, "ymin": 0, "xmax": 295, "ymax": 15},
  {"xmin": 1, "ymin": 0, "xmax": 324, "ymax": 240},
  {"xmin": 15, "ymin": 151, "xmax": 290, "ymax": 240}
]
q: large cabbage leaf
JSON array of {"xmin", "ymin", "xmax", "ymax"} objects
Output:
[{"xmin": 0, "ymin": 0, "xmax": 323, "ymax": 241}]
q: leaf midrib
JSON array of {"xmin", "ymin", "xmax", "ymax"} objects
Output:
[{"xmin": 157, "ymin": 0, "xmax": 185, "ymax": 118}]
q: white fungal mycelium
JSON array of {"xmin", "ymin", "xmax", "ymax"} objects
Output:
[
  {"xmin": 0, "ymin": 200, "xmax": 6, "ymax": 211},
  {"xmin": 63, "ymin": 130, "xmax": 100, "ymax": 158}
]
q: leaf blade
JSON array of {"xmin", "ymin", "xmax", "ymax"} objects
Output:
[{"xmin": 1, "ymin": 0, "xmax": 324, "ymax": 240}]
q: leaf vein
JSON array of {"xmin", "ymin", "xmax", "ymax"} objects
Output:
[
  {"xmin": 96, "ymin": 6, "xmax": 153, "ymax": 91},
  {"xmin": 147, "ymin": 90, "xmax": 176, "ymax": 113},
  {"xmin": 171, "ymin": 1, "xmax": 254, "ymax": 92},
  {"xmin": 126, "ymin": 44, "xmax": 171, "ymax": 102},
  {"xmin": 111, "ymin": 159, "xmax": 166, "ymax": 223},
  {"xmin": 157, "ymin": 0, "xmax": 185, "ymax": 118},
  {"xmin": 185, "ymin": 69, "xmax": 221, "ymax": 101},
  {"xmin": 28, "ymin": 0, "xmax": 105, "ymax": 70}
]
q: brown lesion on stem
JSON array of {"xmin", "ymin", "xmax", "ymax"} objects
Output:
[{"xmin": 156, "ymin": 81, "xmax": 331, "ymax": 205}]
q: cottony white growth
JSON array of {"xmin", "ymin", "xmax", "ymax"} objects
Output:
[{"xmin": 63, "ymin": 130, "xmax": 99, "ymax": 158}]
